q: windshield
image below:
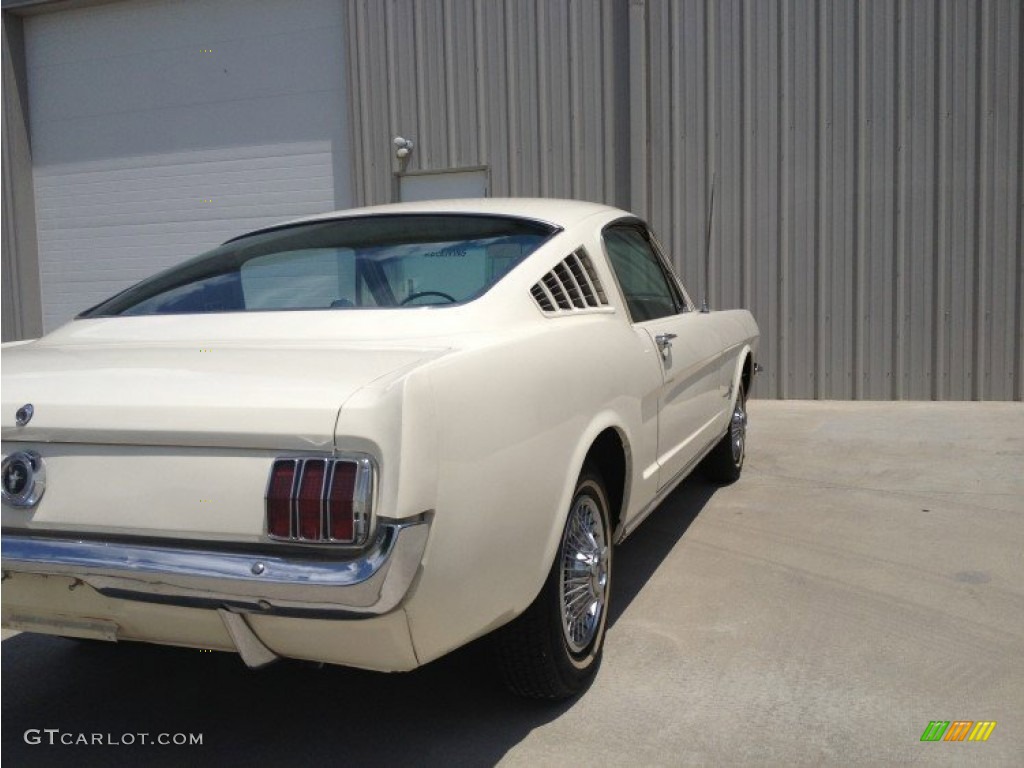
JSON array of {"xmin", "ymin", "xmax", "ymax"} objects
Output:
[{"xmin": 81, "ymin": 214, "xmax": 558, "ymax": 316}]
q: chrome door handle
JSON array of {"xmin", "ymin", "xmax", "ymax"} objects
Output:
[{"xmin": 655, "ymin": 333, "xmax": 677, "ymax": 358}]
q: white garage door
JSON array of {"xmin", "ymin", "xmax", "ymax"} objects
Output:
[{"xmin": 25, "ymin": 0, "xmax": 352, "ymax": 331}]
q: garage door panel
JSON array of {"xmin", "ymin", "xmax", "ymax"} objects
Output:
[
  {"xmin": 30, "ymin": 89, "xmax": 345, "ymax": 167},
  {"xmin": 29, "ymin": 25, "xmax": 344, "ymax": 128},
  {"xmin": 26, "ymin": 0, "xmax": 342, "ymax": 68},
  {"xmin": 32, "ymin": 143, "xmax": 336, "ymax": 193},
  {"xmin": 35, "ymin": 175, "xmax": 335, "ymax": 226},
  {"xmin": 26, "ymin": 0, "xmax": 351, "ymax": 331}
]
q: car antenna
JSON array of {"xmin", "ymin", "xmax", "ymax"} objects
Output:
[{"xmin": 701, "ymin": 172, "xmax": 715, "ymax": 314}]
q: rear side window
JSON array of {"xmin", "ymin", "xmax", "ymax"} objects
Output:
[
  {"xmin": 602, "ymin": 225, "xmax": 684, "ymax": 322},
  {"xmin": 82, "ymin": 214, "xmax": 557, "ymax": 316}
]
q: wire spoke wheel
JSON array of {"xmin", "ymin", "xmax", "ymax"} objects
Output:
[
  {"xmin": 730, "ymin": 395, "xmax": 747, "ymax": 464},
  {"xmin": 494, "ymin": 470, "xmax": 612, "ymax": 698},
  {"xmin": 700, "ymin": 372, "xmax": 750, "ymax": 484},
  {"xmin": 558, "ymin": 494, "xmax": 609, "ymax": 654}
]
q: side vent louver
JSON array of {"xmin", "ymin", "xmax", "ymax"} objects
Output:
[{"xmin": 531, "ymin": 250, "xmax": 609, "ymax": 314}]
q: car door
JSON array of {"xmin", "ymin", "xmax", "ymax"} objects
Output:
[{"xmin": 602, "ymin": 223, "xmax": 727, "ymax": 490}]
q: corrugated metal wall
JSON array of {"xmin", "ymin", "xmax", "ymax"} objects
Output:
[
  {"xmin": 347, "ymin": 0, "xmax": 1022, "ymax": 401},
  {"xmin": 344, "ymin": 0, "xmax": 630, "ymax": 208},
  {"xmin": 639, "ymin": 0, "xmax": 1022, "ymax": 400}
]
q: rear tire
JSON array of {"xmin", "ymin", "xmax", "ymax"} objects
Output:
[
  {"xmin": 494, "ymin": 468, "xmax": 612, "ymax": 699},
  {"xmin": 700, "ymin": 386, "xmax": 747, "ymax": 484}
]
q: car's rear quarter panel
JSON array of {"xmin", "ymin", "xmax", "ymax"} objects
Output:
[{"xmin": 398, "ymin": 316, "xmax": 661, "ymax": 664}]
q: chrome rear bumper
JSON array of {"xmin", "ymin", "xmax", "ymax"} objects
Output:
[{"xmin": 0, "ymin": 517, "xmax": 429, "ymax": 619}]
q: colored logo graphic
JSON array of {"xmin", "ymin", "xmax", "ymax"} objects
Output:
[{"xmin": 920, "ymin": 721, "xmax": 996, "ymax": 742}]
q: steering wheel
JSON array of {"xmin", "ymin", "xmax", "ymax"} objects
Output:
[{"xmin": 399, "ymin": 290, "xmax": 458, "ymax": 306}]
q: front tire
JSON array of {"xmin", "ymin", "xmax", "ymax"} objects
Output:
[
  {"xmin": 700, "ymin": 386, "xmax": 748, "ymax": 484},
  {"xmin": 494, "ymin": 468, "xmax": 612, "ymax": 699}
]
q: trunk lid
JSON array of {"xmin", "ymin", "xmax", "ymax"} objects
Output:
[{"xmin": 2, "ymin": 340, "xmax": 445, "ymax": 450}]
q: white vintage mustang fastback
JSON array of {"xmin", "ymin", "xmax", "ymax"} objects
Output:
[{"xmin": 1, "ymin": 198, "xmax": 758, "ymax": 698}]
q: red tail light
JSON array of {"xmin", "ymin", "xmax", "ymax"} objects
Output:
[
  {"xmin": 267, "ymin": 460, "xmax": 297, "ymax": 538},
  {"xmin": 296, "ymin": 459, "xmax": 326, "ymax": 540},
  {"xmin": 265, "ymin": 455, "xmax": 374, "ymax": 545}
]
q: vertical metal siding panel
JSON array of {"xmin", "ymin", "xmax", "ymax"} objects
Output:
[
  {"xmin": 853, "ymin": 0, "xmax": 870, "ymax": 399},
  {"xmin": 447, "ymin": 0, "xmax": 480, "ymax": 167},
  {"xmin": 935, "ymin": 0, "xmax": 952, "ymax": 399},
  {"xmin": 865, "ymin": 3, "xmax": 898, "ymax": 399},
  {"xmin": 384, "ymin": 2, "xmax": 400, "ymax": 162},
  {"xmin": 629, "ymin": 0, "xmax": 649, "ymax": 217},
  {"xmin": 777, "ymin": 0, "xmax": 790, "ymax": 398},
  {"xmin": 344, "ymin": 2, "xmax": 365, "ymax": 207},
  {"xmin": 473, "ymin": 0, "xmax": 489, "ymax": 168},
  {"xmin": 1011, "ymin": 0, "xmax": 1023, "ymax": 402},
  {"xmin": 442, "ymin": 0, "xmax": 458, "ymax": 164},
  {"xmin": 389, "ymin": 1, "xmax": 419, "ymax": 179},
  {"xmin": 825, "ymin": 0, "xmax": 857, "ymax": 399},
  {"xmin": 814, "ymin": 0, "xmax": 830, "ymax": 397},
  {"xmin": 415, "ymin": 1, "xmax": 449, "ymax": 171},
  {"xmin": 946, "ymin": 0, "xmax": 979, "ymax": 400},
  {"xmin": 973, "ymin": 0, "xmax": 990, "ymax": 400},
  {"xmin": 983, "ymin": 0, "xmax": 1021, "ymax": 400},
  {"xmin": 894, "ymin": 0, "xmax": 908, "ymax": 399},
  {"xmin": 815, "ymin": 0, "xmax": 830, "ymax": 398},
  {"xmin": 570, "ymin": 0, "xmax": 584, "ymax": 199},
  {"xmin": 542, "ymin": 2, "xmax": 571, "ymax": 198},
  {"xmin": 679, "ymin": 0, "xmax": 709, "ymax": 300},
  {"xmin": 516, "ymin": 1, "xmax": 540, "ymax": 198},
  {"xmin": 705, "ymin": 0, "xmax": 717, "ymax": 316},
  {"xmin": 648, "ymin": 1, "xmax": 670, "ymax": 242},
  {"xmin": 716, "ymin": 0, "xmax": 743, "ymax": 316},
  {"xmin": 905, "ymin": 0, "xmax": 940, "ymax": 401},
  {"xmin": 667, "ymin": 0, "xmax": 686, "ymax": 275},
  {"xmin": 741, "ymin": 0, "xmax": 753, "ymax": 312},
  {"xmin": 535, "ymin": 0, "xmax": 551, "ymax": 196},
  {"xmin": 981, "ymin": 0, "xmax": 1000, "ymax": 399},
  {"xmin": 1018, "ymin": 0, "xmax": 1024, "ymax": 402},
  {"xmin": 363, "ymin": 1, "xmax": 394, "ymax": 203},
  {"xmin": 348, "ymin": 2, "xmax": 374, "ymax": 205},
  {"xmin": 784, "ymin": 0, "xmax": 818, "ymax": 398},
  {"xmin": 751, "ymin": 0, "xmax": 781, "ymax": 397},
  {"xmin": 601, "ymin": 0, "xmax": 622, "ymax": 207},
  {"xmin": 503, "ymin": 1, "xmax": 521, "ymax": 194},
  {"xmin": 483, "ymin": 1, "xmax": 510, "ymax": 195},
  {"xmin": 577, "ymin": 3, "xmax": 604, "ymax": 202}
]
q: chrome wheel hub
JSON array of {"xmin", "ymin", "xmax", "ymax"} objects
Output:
[
  {"xmin": 559, "ymin": 494, "xmax": 609, "ymax": 654},
  {"xmin": 731, "ymin": 397, "xmax": 747, "ymax": 464}
]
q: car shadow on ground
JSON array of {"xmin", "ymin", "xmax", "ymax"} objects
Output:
[{"xmin": 1, "ymin": 477, "xmax": 716, "ymax": 768}]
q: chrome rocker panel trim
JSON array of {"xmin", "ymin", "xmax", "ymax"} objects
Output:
[{"xmin": 0, "ymin": 516, "xmax": 430, "ymax": 619}]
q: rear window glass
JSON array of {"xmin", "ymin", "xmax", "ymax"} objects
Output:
[{"xmin": 81, "ymin": 214, "xmax": 557, "ymax": 316}]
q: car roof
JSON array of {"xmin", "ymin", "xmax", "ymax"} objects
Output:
[{"xmin": 260, "ymin": 198, "xmax": 630, "ymax": 233}]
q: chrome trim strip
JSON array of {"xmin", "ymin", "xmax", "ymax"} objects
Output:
[
  {"xmin": 1, "ymin": 517, "xmax": 430, "ymax": 618},
  {"xmin": 351, "ymin": 457, "xmax": 374, "ymax": 544}
]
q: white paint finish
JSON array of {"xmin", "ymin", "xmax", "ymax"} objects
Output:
[
  {"xmin": 25, "ymin": 0, "xmax": 352, "ymax": 331},
  {"xmin": 642, "ymin": 312, "xmax": 732, "ymax": 486},
  {"xmin": 399, "ymin": 169, "xmax": 488, "ymax": 202},
  {"xmin": 1, "ymin": 199, "xmax": 759, "ymax": 670}
]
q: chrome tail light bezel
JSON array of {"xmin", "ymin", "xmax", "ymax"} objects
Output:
[{"xmin": 264, "ymin": 454, "xmax": 376, "ymax": 546}]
